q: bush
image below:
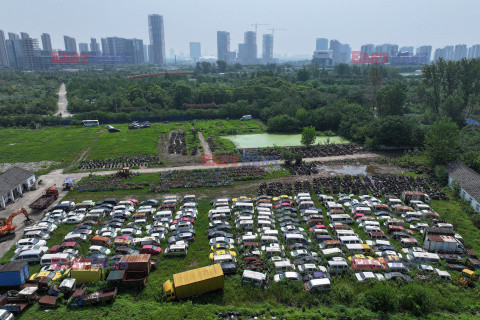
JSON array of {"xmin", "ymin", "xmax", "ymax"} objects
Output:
[
  {"xmin": 363, "ymin": 284, "xmax": 398, "ymax": 314},
  {"xmin": 399, "ymin": 284, "xmax": 437, "ymax": 316},
  {"xmin": 433, "ymin": 165, "xmax": 449, "ymax": 186}
]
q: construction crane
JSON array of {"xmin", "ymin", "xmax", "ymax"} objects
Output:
[
  {"xmin": 268, "ymin": 28, "xmax": 286, "ymax": 36},
  {"xmin": 251, "ymin": 23, "xmax": 270, "ymax": 32},
  {"xmin": 0, "ymin": 208, "xmax": 32, "ymax": 241}
]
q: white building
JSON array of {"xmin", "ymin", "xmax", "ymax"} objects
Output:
[
  {"xmin": 447, "ymin": 161, "xmax": 480, "ymax": 212},
  {"xmin": 0, "ymin": 167, "xmax": 36, "ymax": 210}
]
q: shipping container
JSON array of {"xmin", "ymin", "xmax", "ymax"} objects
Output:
[
  {"xmin": 0, "ymin": 262, "xmax": 29, "ymax": 287},
  {"xmin": 163, "ymin": 264, "xmax": 224, "ymax": 300}
]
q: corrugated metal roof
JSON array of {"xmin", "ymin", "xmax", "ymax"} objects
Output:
[
  {"xmin": 0, "ymin": 167, "xmax": 34, "ymax": 196},
  {"xmin": 119, "ymin": 254, "xmax": 151, "ymax": 264},
  {"xmin": 447, "ymin": 161, "xmax": 480, "ymax": 202},
  {"xmin": 0, "ymin": 261, "xmax": 27, "ymax": 273}
]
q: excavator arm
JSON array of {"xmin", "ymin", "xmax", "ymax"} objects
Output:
[{"xmin": 6, "ymin": 208, "xmax": 31, "ymax": 225}]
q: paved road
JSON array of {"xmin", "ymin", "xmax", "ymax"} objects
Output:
[
  {"xmin": 0, "ymin": 152, "xmax": 380, "ymax": 258},
  {"xmin": 55, "ymin": 83, "xmax": 72, "ymax": 117}
]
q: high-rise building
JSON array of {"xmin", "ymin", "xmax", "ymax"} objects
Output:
[
  {"xmin": 0, "ymin": 30, "xmax": 8, "ymax": 66},
  {"xmin": 79, "ymin": 43, "xmax": 89, "ymax": 53},
  {"xmin": 90, "ymin": 38, "xmax": 100, "ymax": 53},
  {"xmin": 444, "ymin": 46, "xmax": 454, "ymax": 60},
  {"xmin": 454, "ymin": 44, "xmax": 467, "ymax": 61},
  {"xmin": 143, "ymin": 44, "xmax": 148, "ymax": 63},
  {"xmin": 217, "ymin": 31, "xmax": 230, "ymax": 62},
  {"xmin": 101, "ymin": 38, "xmax": 107, "ymax": 55},
  {"xmin": 471, "ymin": 44, "xmax": 480, "ymax": 59},
  {"xmin": 262, "ymin": 34, "xmax": 273, "ymax": 62},
  {"xmin": 64, "ymin": 36, "xmax": 77, "ymax": 52},
  {"xmin": 316, "ymin": 38, "xmax": 328, "ymax": 51},
  {"xmin": 40, "ymin": 33, "xmax": 52, "ymax": 52},
  {"xmin": 399, "ymin": 46, "xmax": 414, "ymax": 54},
  {"xmin": 5, "ymin": 40, "xmax": 17, "ymax": 68},
  {"xmin": 329, "ymin": 40, "xmax": 350, "ymax": 64},
  {"xmin": 238, "ymin": 31, "xmax": 258, "ymax": 64},
  {"xmin": 416, "ymin": 45, "xmax": 432, "ymax": 62},
  {"xmin": 148, "ymin": 14, "xmax": 165, "ymax": 65},
  {"xmin": 8, "ymin": 32, "xmax": 19, "ymax": 40},
  {"xmin": 132, "ymin": 39, "xmax": 144, "ymax": 64},
  {"xmin": 190, "ymin": 42, "xmax": 201, "ymax": 60},
  {"xmin": 360, "ymin": 44, "xmax": 375, "ymax": 57}
]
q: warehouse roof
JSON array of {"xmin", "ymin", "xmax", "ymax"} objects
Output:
[
  {"xmin": 447, "ymin": 161, "xmax": 480, "ymax": 202},
  {"xmin": 0, "ymin": 261, "xmax": 27, "ymax": 273},
  {"xmin": 0, "ymin": 167, "xmax": 34, "ymax": 196}
]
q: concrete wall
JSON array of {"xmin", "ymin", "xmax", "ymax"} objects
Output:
[{"xmin": 448, "ymin": 177, "xmax": 480, "ymax": 212}]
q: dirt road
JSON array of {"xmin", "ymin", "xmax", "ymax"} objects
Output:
[{"xmin": 55, "ymin": 83, "xmax": 72, "ymax": 117}]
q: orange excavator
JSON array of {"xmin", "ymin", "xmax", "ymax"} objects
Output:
[{"xmin": 0, "ymin": 208, "xmax": 32, "ymax": 241}]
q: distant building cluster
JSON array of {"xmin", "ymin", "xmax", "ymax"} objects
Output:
[
  {"xmin": 1, "ymin": 15, "xmax": 480, "ymax": 70},
  {"xmin": 0, "ymin": 14, "xmax": 166, "ymax": 70}
]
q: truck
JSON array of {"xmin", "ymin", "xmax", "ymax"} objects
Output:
[
  {"xmin": 0, "ymin": 262, "xmax": 29, "ymax": 287},
  {"xmin": 162, "ymin": 264, "xmax": 224, "ymax": 301},
  {"xmin": 29, "ymin": 186, "xmax": 58, "ymax": 211},
  {"xmin": 401, "ymin": 191, "xmax": 430, "ymax": 204}
]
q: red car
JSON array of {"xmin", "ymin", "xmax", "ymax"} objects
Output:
[
  {"xmin": 50, "ymin": 241, "xmax": 79, "ymax": 253},
  {"xmin": 179, "ymin": 217, "xmax": 195, "ymax": 224},
  {"xmin": 140, "ymin": 245, "xmax": 162, "ymax": 255},
  {"xmin": 127, "ymin": 198, "xmax": 139, "ymax": 206}
]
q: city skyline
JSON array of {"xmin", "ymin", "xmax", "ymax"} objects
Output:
[{"xmin": 0, "ymin": 0, "xmax": 479, "ymax": 57}]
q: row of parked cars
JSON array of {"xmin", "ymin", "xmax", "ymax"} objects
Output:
[
  {"xmin": 206, "ymin": 191, "xmax": 473, "ymax": 292},
  {"xmin": 11, "ymin": 195, "xmax": 199, "ymax": 267}
]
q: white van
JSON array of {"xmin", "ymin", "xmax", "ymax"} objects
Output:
[
  {"xmin": 40, "ymin": 253, "xmax": 72, "ymax": 266},
  {"xmin": 11, "ymin": 249, "xmax": 45, "ymax": 263},
  {"xmin": 236, "ymin": 220, "xmax": 254, "ymax": 230},
  {"xmin": 329, "ymin": 214, "xmax": 354, "ymax": 225},
  {"xmin": 305, "ymin": 278, "xmax": 331, "ymax": 292},
  {"xmin": 298, "ymin": 201, "xmax": 315, "ymax": 210},
  {"xmin": 232, "ymin": 202, "xmax": 254, "ymax": 212},
  {"xmin": 23, "ymin": 230, "xmax": 50, "ymax": 240},
  {"xmin": 164, "ymin": 244, "xmax": 188, "ymax": 256},
  {"xmin": 262, "ymin": 229, "xmax": 279, "ymax": 237},
  {"xmin": 274, "ymin": 261, "xmax": 296, "ymax": 272},
  {"xmin": 242, "ymin": 270, "xmax": 267, "ymax": 287},
  {"xmin": 213, "ymin": 254, "xmax": 236, "ymax": 265},
  {"xmin": 327, "ymin": 260, "xmax": 350, "ymax": 273},
  {"xmin": 339, "ymin": 236, "xmax": 362, "ymax": 245},
  {"xmin": 260, "ymin": 235, "xmax": 279, "ymax": 245},
  {"xmin": 154, "ymin": 211, "xmax": 172, "ymax": 222},
  {"xmin": 285, "ymin": 233, "xmax": 310, "ymax": 245}
]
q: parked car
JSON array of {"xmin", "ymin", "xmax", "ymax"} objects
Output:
[{"xmin": 140, "ymin": 245, "xmax": 162, "ymax": 255}]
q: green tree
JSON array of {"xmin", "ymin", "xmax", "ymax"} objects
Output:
[
  {"xmin": 441, "ymin": 93, "xmax": 465, "ymax": 127},
  {"xmin": 216, "ymin": 60, "xmax": 227, "ymax": 73},
  {"xmin": 297, "ymin": 68, "xmax": 310, "ymax": 82},
  {"xmin": 376, "ymin": 82, "xmax": 408, "ymax": 117},
  {"xmin": 424, "ymin": 117, "xmax": 460, "ymax": 166},
  {"xmin": 301, "ymin": 126, "xmax": 316, "ymax": 147},
  {"xmin": 365, "ymin": 67, "xmax": 383, "ymax": 112},
  {"xmin": 173, "ymin": 83, "xmax": 193, "ymax": 109}
]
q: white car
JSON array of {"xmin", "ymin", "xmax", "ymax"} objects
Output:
[
  {"xmin": 88, "ymin": 245, "xmax": 111, "ymax": 255},
  {"xmin": 14, "ymin": 245, "xmax": 48, "ymax": 255},
  {"xmin": 273, "ymin": 271, "xmax": 302, "ymax": 282},
  {"xmin": 297, "ymin": 263, "xmax": 319, "ymax": 274},
  {"xmin": 62, "ymin": 214, "xmax": 86, "ymax": 224},
  {"xmin": 64, "ymin": 233, "xmax": 87, "ymax": 242},
  {"xmin": 290, "ymin": 249, "xmax": 318, "ymax": 258},
  {"xmin": 355, "ymin": 272, "xmax": 385, "ymax": 282},
  {"xmin": 121, "ymin": 228, "xmax": 142, "ymax": 236},
  {"xmin": 0, "ymin": 309, "xmax": 14, "ymax": 320},
  {"xmin": 16, "ymin": 238, "xmax": 47, "ymax": 248}
]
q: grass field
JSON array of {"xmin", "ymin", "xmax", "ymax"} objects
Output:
[{"xmin": 3, "ymin": 177, "xmax": 480, "ymax": 319}]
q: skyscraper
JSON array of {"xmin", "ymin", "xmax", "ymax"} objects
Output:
[
  {"xmin": 0, "ymin": 30, "xmax": 8, "ymax": 66},
  {"xmin": 64, "ymin": 36, "xmax": 77, "ymax": 52},
  {"xmin": 330, "ymin": 39, "xmax": 349, "ymax": 64},
  {"xmin": 90, "ymin": 38, "xmax": 100, "ymax": 53},
  {"xmin": 361, "ymin": 44, "xmax": 375, "ymax": 57},
  {"xmin": 238, "ymin": 31, "xmax": 257, "ymax": 64},
  {"xmin": 190, "ymin": 42, "xmax": 201, "ymax": 60},
  {"xmin": 41, "ymin": 33, "xmax": 52, "ymax": 52},
  {"xmin": 454, "ymin": 44, "xmax": 467, "ymax": 61},
  {"xmin": 8, "ymin": 33, "xmax": 19, "ymax": 40},
  {"xmin": 143, "ymin": 44, "xmax": 148, "ymax": 63},
  {"xmin": 316, "ymin": 38, "xmax": 328, "ymax": 51},
  {"xmin": 79, "ymin": 43, "xmax": 89, "ymax": 53},
  {"xmin": 132, "ymin": 39, "xmax": 144, "ymax": 64},
  {"xmin": 217, "ymin": 31, "xmax": 230, "ymax": 62},
  {"xmin": 262, "ymin": 34, "xmax": 274, "ymax": 62},
  {"xmin": 148, "ymin": 14, "xmax": 165, "ymax": 65},
  {"xmin": 5, "ymin": 40, "xmax": 17, "ymax": 68},
  {"xmin": 101, "ymin": 38, "xmax": 107, "ymax": 55},
  {"xmin": 399, "ymin": 46, "xmax": 414, "ymax": 55},
  {"xmin": 416, "ymin": 45, "xmax": 432, "ymax": 62}
]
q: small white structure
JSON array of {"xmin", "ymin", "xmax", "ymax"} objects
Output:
[
  {"xmin": 447, "ymin": 161, "xmax": 480, "ymax": 213},
  {"xmin": 0, "ymin": 167, "xmax": 36, "ymax": 210}
]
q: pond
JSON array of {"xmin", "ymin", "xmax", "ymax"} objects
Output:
[{"xmin": 222, "ymin": 133, "xmax": 349, "ymax": 149}]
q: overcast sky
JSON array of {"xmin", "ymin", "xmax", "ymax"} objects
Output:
[{"xmin": 1, "ymin": 0, "xmax": 478, "ymax": 57}]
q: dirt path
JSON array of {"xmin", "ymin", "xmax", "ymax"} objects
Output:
[
  {"xmin": 197, "ymin": 131, "xmax": 212, "ymax": 164},
  {"xmin": 55, "ymin": 83, "xmax": 72, "ymax": 117}
]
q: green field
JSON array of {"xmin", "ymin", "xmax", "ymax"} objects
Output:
[
  {"xmin": 222, "ymin": 133, "xmax": 350, "ymax": 148},
  {"xmin": 0, "ymin": 121, "xmax": 200, "ymax": 171}
]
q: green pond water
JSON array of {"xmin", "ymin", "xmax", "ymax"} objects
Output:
[{"xmin": 222, "ymin": 134, "xmax": 349, "ymax": 148}]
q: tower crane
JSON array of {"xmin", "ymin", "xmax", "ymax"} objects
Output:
[
  {"xmin": 268, "ymin": 28, "xmax": 286, "ymax": 36},
  {"xmin": 251, "ymin": 23, "xmax": 270, "ymax": 32}
]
